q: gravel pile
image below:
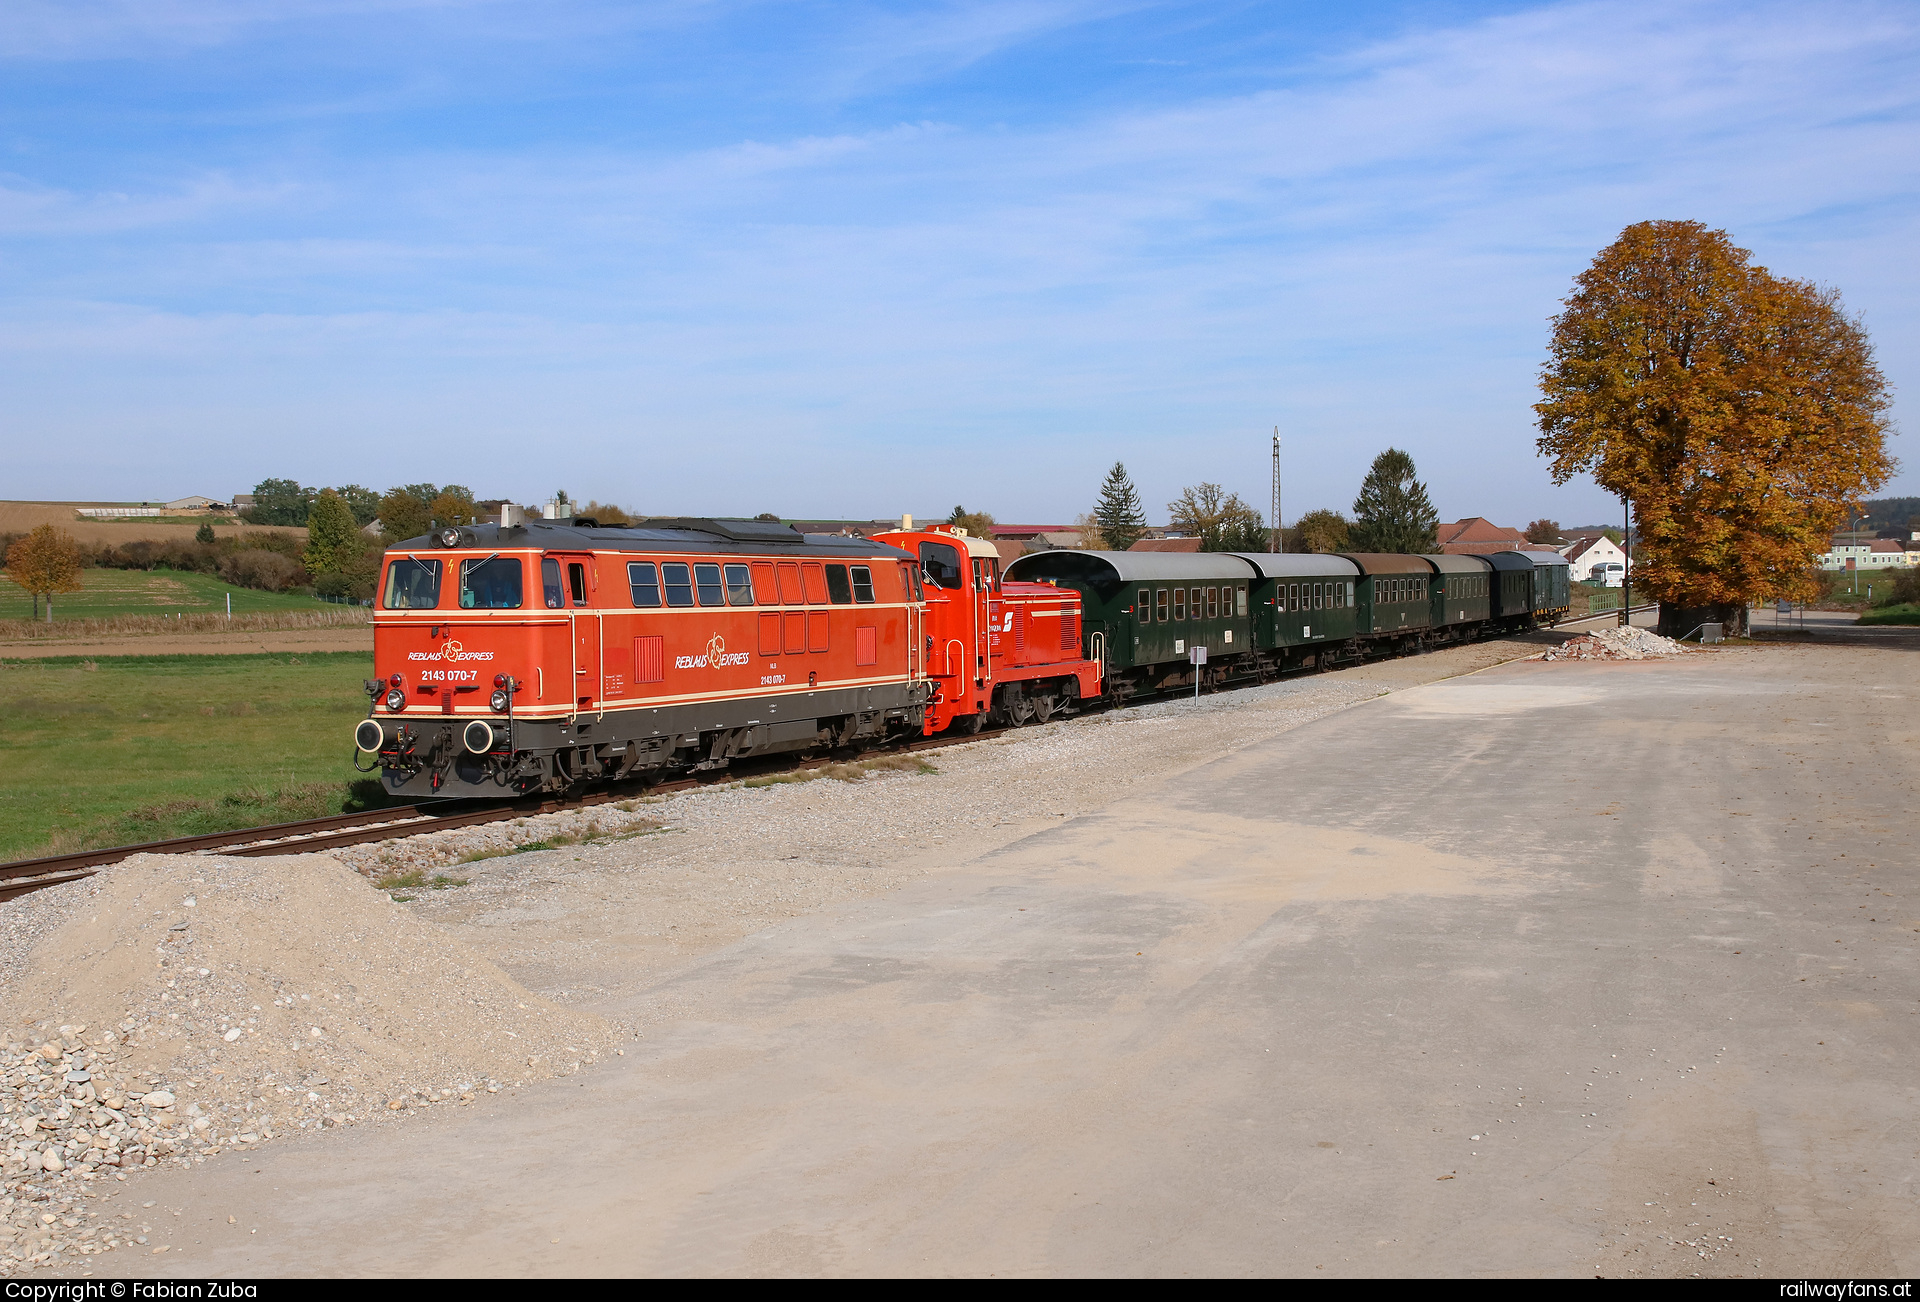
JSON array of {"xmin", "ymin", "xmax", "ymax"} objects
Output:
[
  {"xmin": 0, "ymin": 852, "xmax": 621, "ymax": 1274},
  {"xmin": 1538, "ymin": 626, "xmax": 1688, "ymax": 661}
]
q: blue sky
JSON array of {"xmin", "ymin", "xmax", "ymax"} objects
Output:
[{"xmin": 3, "ymin": 0, "xmax": 1916, "ymax": 528}]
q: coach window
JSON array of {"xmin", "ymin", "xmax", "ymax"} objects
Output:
[
  {"xmin": 1191, "ymin": 588, "xmax": 1202, "ymax": 621},
  {"xmin": 540, "ymin": 557, "xmax": 564, "ymax": 608},
  {"xmin": 851, "ymin": 565, "xmax": 876, "ymax": 603},
  {"xmin": 919, "ymin": 542, "xmax": 964, "ymax": 590},
  {"xmin": 825, "ymin": 564, "xmax": 853, "ymax": 604},
  {"xmin": 694, "ymin": 563, "xmax": 726, "ymax": 606},
  {"xmin": 459, "ymin": 556, "xmax": 522, "ymax": 609},
  {"xmin": 628, "ymin": 562, "xmax": 661, "ymax": 607},
  {"xmin": 1156, "ymin": 589, "xmax": 1169, "ymax": 622},
  {"xmin": 1237, "ymin": 586, "xmax": 1248, "ymax": 617},
  {"xmin": 662, "ymin": 562, "xmax": 694, "ymax": 607},
  {"xmin": 1206, "ymin": 587, "xmax": 1218, "ymax": 619},
  {"xmin": 1137, "ymin": 588, "xmax": 1150, "ymax": 625},
  {"xmin": 1173, "ymin": 589, "xmax": 1186, "ymax": 621},
  {"xmin": 384, "ymin": 558, "xmax": 442, "ymax": 609}
]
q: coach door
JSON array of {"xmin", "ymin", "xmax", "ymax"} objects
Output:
[{"xmin": 544, "ymin": 552, "xmax": 601, "ymax": 715}]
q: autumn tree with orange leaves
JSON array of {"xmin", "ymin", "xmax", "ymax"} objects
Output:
[
  {"xmin": 6, "ymin": 524, "xmax": 85, "ymax": 622},
  {"xmin": 1536, "ymin": 221, "xmax": 1894, "ymax": 637}
]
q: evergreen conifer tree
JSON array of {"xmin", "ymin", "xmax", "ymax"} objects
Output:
[
  {"xmin": 303, "ymin": 489, "xmax": 361, "ymax": 577},
  {"xmin": 1093, "ymin": 462, "xmax": 1148, "ymax": 552},
  {"xmin": 1349, "ymin": 449, "xmax": 1439, "ymax": 553}
]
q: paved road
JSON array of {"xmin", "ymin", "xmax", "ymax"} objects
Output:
[{"xmin": 118, "ymin": 645, "xmax": 1916, "ymax": 1276}]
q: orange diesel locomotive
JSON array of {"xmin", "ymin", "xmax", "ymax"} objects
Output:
[{"xmin": 354, "ymin": 517, "xmax": 930, "ymax": 798}]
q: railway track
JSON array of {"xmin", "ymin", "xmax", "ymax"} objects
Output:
[{"xmin": 2, "ymin": 613, "xmax": 1643, "ymax": 904}]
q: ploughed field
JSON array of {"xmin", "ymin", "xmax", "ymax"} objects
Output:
[{"xmin": 0, "ymin": 651, "xmax": 379, "ymax": 862}]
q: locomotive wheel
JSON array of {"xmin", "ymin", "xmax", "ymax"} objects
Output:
[
  {"xmin": 956, "ymin": 712, "xmax": 985, "ymax": 735},
  {"xmin": 1007, "ymin": 696, "xmax": 1036, "ymax": 727},
  {"xmin": 1033, "ymin": 695, "xmax": 1056, "ymax": 724}
]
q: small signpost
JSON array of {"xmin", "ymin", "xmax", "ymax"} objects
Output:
[{"xmin": 1190, "ymin": 644, "xmax": 1207, "ymax": 701}]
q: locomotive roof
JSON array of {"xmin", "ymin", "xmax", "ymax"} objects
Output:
[
  {"xmin": 1226, "ymin": 552, "xmax": 1362, "ymax": 579},
  {"xmin": 1005, "ymin": 549, "xmax": 1254, "ymax": 583},
  {"xmin": 395, "ymin": 517, "xmax": 911, "ymax": 559}
]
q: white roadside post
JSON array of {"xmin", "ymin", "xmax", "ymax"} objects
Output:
[
  {"xmin": 1190, "ymin": 644, "xmax": 1207, "ymax": 702},
  {"xmin": 226, "ymin": 592, "xmax": 232, "ymax": 620}
]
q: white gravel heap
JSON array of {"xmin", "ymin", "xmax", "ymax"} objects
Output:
[{"xmin": 1539, "ymin": 625, "xmax": 1688, "ymax": 661}]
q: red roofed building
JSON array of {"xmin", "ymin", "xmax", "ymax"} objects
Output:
[
  {"xmin": 1436, "ymin": 517, "xmax": 1531, "ymax": 554},
  {"xmin": 1128, "ymin": 537, "xmax": 1203, "ymax": 553}
]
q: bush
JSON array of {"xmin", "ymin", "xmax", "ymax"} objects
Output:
[
  {"xmin": 1878, "ymin": 569, "xmax": 1920, "ymax": 608},
  {"xmin": 219, "ymin": 549, "xmax": 306, "ymax": 591}
]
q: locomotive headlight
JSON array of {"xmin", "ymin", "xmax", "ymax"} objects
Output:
[
  {"xmin": 384, "ymin": 688, "xmax": 407, "ymax": 711},
  {"xmin": 439, "ymin": 528, "xmax": 461, "ymax": 547},
  {"xmin": 489, "ymin": 689, "xmax": 510, "ymax": 712}
]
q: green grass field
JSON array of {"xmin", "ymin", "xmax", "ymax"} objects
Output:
[
  {"xmin": 0, "ymin": 651, "xmax": 384, "ymax": 862},
  {"xmin": 1858, "ymin": 603, "xmax": 1920, "ymax": 626},
  {"xmin": 0, "ymin": 567, "xmax": 330, "ymax": 621}
]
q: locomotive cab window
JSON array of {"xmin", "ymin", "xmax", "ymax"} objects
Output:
[
  {"xmin": 541, "ymin": 558, "xmax": 564, "ymax": 609},
  {"xmin": 458, "ymin": 556, "xmax": 522, "ymax": 609},
  {"xmin": 694, "ymin": 563, "xmax": 726, "ymax": 606},
  {"xmin": 725, "ymin": 564, "xmax": 754, "ymax": 606},
  {"xmin": 662, "ymin": 562, "xmax": 694, "ymax": 607},
  {"xmin": 628, "ymin": 562, "xmax": 661, "ymax": 607},
  {"xmin": 567, "ymin": 562, "xmax": 590, "ymax": 607},
  {"xmin": 825, "ymin": 564, "xmax": 853, "ymax": 604},
  {"xmin": 850, "ymin": 565, "xmax": 875, "ymax": 603},
  {"xmin": 919, "ymin": 542, "xmax": 964, "ymax": 590},
  {"xmin": 383, "ymin": 558, "xmax": 442, "ymax": 609}
]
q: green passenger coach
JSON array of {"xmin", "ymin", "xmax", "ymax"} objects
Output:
[{"xmin": 1227, "ymin": 553, "xmax": 1362, "ymax": 664}]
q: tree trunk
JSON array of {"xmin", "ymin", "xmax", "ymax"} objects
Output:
[{"xmin": 1658, "ymin": 601, "xmax": 1748, "ymax": 639}]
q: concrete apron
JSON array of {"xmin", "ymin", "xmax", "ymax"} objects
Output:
[{"xmin": 110, "ymin": 649, "xmax": 1915, "ymax": 1277}]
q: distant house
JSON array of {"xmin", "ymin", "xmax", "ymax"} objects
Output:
[
  {"xmin": 1822, "ymin": 537, "xmax": 1917, "ymax": 571},
  {"xmin": 1558, "ymin": 534, "xmax": 1629, "ymax": 582},
  {"xmin": 1436, "ymin": 517, "xmax": 1531, "ymax": 554},
  {"xmin": 1129, "ymin": 537, "xmax": 1203, "ymax": 553},
  {"xmin": 231, "ymin": 494, "xmax": 256, "ymax": 513}
]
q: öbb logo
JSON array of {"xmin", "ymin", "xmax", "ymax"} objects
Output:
[{"xmin": 675, "ymin": 634, "xmax": 751, "ymax": 671}]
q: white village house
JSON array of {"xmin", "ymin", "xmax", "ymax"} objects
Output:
[
  {"xmin": 1557, "ymin": 533, "xmax": 1629, "ymax": 582},
  {"xmin": 1820, "ymin": 536, "xmax": 1917, "ymax": 571}
]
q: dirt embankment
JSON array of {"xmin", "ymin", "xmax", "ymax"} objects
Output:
[{"xmin": 1, "ymin": 852, "xmax": 621, "ymax": 1273}]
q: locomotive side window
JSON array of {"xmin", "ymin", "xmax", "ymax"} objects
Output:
[
  {"xmin": 662, "ymin": 562, "xmax": 694, "ymax": 607},
  {"xmin": 802, "ymin": 562, "xmax": 829, "ymax": 604},
  {"xmin": 1137, "ymin": 589, "xmax": 1150, "ymax": 625},
  {"xmin": 850, "ymin": 565, "xmax": 875, "ymax": 603},
  {"xmin": 694, "ymin": 563, "xmax": 726, "ymax": 606},
  {"xmin": 567, "ymin": 563, "xmax": 589, "ymax": 607},
  {"xmin": 1156, "ymin": 589, "xmax": 1169, "ymax": 622},
  {"xmin": 1173, "ymin": 589, "xmax": 1186, "ymax": 621},
  {"xmin": 383, "ymin": 558, "xmax": 442, "ymax": 609},
  {"xmin": 750, "ymin": 561, "xmax": 778, "ymax": 604},
  {"xmin": 907, "ymin": 567, "xmax": 923, "ymax": 601},
  {"xmin": 825, "ymin": 564, "xmax": 853, "ymax": 604},
  {"xmin": 627, "ymin": 562, "xmax": 661, "ymax": 607},
  {"xmin": 776, "ymin": 562, "xmax": 803, "ymax": 604},
  {"xmin": 725, "ymin": 564, "xmax": 754, "ymax": 606},
  {"xmin": 542, "ymin": 558, "xmax": 564, "ymax": 609},
  {"xmin": 919, "ymin": 542, "xmax": 964, "ymax": 590},
  {"xmin": 458, "ymin": 556, "xmax": 522, "ymax": 609}
]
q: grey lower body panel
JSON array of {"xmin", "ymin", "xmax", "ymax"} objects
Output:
[{"xmin": 368, "ymin": 681, "xmax": 926, "ymax": 799}]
